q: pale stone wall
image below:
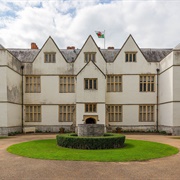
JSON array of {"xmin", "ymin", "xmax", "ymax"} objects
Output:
[{"xmin": 0, "ymin": 50, "xmax": 22, "ymax": 135}]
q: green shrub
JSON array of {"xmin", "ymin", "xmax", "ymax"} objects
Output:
[{"xmin": 56, "ymin": 133, "xmax": 125, "ymax": 149}]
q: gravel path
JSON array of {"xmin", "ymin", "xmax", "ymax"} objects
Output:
[{"xmin": 0, "ymin": 134, "xmax": 180, "ymax": 180}]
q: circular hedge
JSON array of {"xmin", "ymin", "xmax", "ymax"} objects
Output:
[{"xmin": 56, "ymin": 133, "xmax": 126, "ymax": 149}]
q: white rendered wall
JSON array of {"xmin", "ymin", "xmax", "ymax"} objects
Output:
[
  {"xmin": 159, "ymin": 103, "xmax": 173, "ymax": 126},
  {"xmin": 159, "ymin": 68, "xmax": 173, "ymax": 103},
  {"xmin": 172, "ymin": 55, "xmax": 180, "ymax": 127},
  {"xmin": 24, "ymin": 76, "xmax": 76, "ymax": 104},
  {"xmin": 106, "ymin": 75, "xmax": 156, "ymax": 104},
  {"xmin": 7, "ymin": 103, "xmax": 21, "ymax": 126},
  {"xmin": 0, "ymin": 104, "xmax": 7, "ymax": 126},
  {"xmin": 108, "ymin": 105, "xmax": 156, "ymax": 126},
  {"xmin": 24, "ymin": 105, "xmax": 73, "ymax": 126},
  {"xmin": 0, "ymin": 68, "xmax": 7, "ymax": 101},
  {"xmin": 173, "ymin": 103, "xmax": 180, "ymax": 126},
  {"xmin": 76, "ymin": 61, "xmax": 106, "ymax": 103}
]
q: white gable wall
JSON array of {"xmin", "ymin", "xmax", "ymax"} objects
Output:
[{"xmin": 76, "ymin": 61, "xmax": 106, "ymax": 125}]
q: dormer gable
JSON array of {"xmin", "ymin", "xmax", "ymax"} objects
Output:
[
  {"xmin": 114, "ymin": 34, "xmax": 147, "ymax": 62},
  {"xmin": 32, "ymin": 36, "xmax": 66, "ymax": 63}
]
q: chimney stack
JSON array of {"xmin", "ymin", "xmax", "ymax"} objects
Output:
[
  {"xmin": 67, "ymin": 46, "xmax": 75, "ymax": 50},
  {"xmin": 31, "ymin": 43, "xmax": 38, "ymax": 49},
  {"xmin": 108, "ymin": 47, "xmax": 114, "ymax": 50}
]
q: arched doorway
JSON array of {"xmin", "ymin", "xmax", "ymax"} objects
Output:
[{"xmin": 86, "ymin": 118, "xmax": 96, "ymax": 124}]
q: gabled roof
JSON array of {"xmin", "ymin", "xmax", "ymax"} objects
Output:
[
  {"xmin": 7, "ymin": 48, "xmax": 172, "ymax": 63},
  {"xmin": 5, "ymin": 35, "xmax": 173, "ymax": 63}
]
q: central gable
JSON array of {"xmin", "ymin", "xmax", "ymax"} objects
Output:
[{"xmin": 74, "ymin": 35, "xmax": 106, "ymax": 75}]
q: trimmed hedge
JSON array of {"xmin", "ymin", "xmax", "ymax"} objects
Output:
[{"xmin": 56, "ymin": 133, "xmax": 126, "ymax": 149}]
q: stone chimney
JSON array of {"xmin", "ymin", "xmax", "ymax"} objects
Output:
[
  {"xmin": 31, "ymin": 43, "xmax": 38, "ymax": 49},
  {"xmin": 67, "ymin": 46, "xmax": 75, "ymax": 50}
]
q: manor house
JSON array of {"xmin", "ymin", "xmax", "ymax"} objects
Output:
[{"xmin": 0, "ymin": 35, "xmax": 180, "ymax": 136}]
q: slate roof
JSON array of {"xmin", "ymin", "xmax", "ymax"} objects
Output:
[
  {"xmin": 9, "ymin": 49, "xmax": 39, "ymax": 62},
  {"xmin": 7, "ymin": 48, "xmax": 172, "ymax": 63},
  {"xmin": 141, "ymin": 48, "xmax": 172, "ymax": 62},
  {"xmin": 61, "ymin": 49, "xmax": 80, "ymax": 62}
]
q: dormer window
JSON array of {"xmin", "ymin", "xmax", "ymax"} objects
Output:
[
  {"xmin": 125, "ymin": 52, "xmax": 137, "ymax": 62},
  {"xmin": 84, "ymin": 52, "xmax": 96, "ymax": 63},
  {"xmin": 44, "ymin": 52, "xmax": 56, "ymax": 63}
]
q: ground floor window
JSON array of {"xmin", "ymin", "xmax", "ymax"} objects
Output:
[
  {"xmin": 25, "ymin": 105, "xmax": 41, "ymax": 122},
  {"xmin": 107, "ymin": 105, "xmax": 122, "ymax": 122},
  {"xmin": 139, "ymin": 105, "xmax": 154, "ymax": 122},
  {"xmin": 59, "ymin": 105, "xmax": 75, "ymax": 122}
]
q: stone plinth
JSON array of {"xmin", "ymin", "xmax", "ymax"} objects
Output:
[{"xmin": 78, "ymin": 124, "xmax": 104, "ymax": 137}]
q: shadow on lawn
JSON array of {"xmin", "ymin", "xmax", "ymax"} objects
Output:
[{"xmin": 123, "ymin": 143, "xmax": 135, "ymax": 149}]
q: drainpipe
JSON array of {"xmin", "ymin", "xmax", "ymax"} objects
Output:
[
  {"xmin": 21, "ymin": 65, "xmax": 24, "ymax": 132},
  {"xmin": 156, "ymin": 68, "xmax": 160, "ymax": 132}
]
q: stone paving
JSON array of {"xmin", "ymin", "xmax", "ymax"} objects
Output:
[{"xmin": 0, "ymin": 133, "xmax": 180, "ymax": 180}]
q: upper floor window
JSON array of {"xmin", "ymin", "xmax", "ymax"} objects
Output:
[
  {"xmin": 139, "ymin": 105, "xmax": 154, "ymax": 122},
  {"xmin": 107, "ymin": 75, "xmax": 122, "ymax": 92},
  {"xmin": 84, "ymin": 52, "xmax": 96, "ymax": 63},
  {"xmin": 140, "ymin": 75, "xmax": 155, "ymax": 92},
  {"xmin": 125, "ymin": 52, "xmax": 137, "ymax": 62},
  {"xmin": 25, "ymin": 105, "xmax": 41, "ymax": 122},
  {"xmin": 25, "ymin": 76, "xmax": 41, "ymax": 93},
  {"xmin": 85, "ymin": 103, "xmax": 97, "ymax": 112},
  {"xmin": 84, "ymin": 78, "xmax": 97, "ymax": 90},
  {"xmin": 59, "ymin": 76, "xmax": 75, "ymax": 93},
  {"xmin": 44, "ymin": 52, "xmax": 56, "ymax": 63}
]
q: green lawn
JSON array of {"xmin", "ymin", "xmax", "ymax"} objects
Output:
[{"xmin": 7, "ymin": 139, "xmax": 179, "ymax": 162}]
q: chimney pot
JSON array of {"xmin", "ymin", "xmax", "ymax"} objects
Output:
[{"xmin": 31, "ymin": 43, "xmax": 38, "ymax": 49}]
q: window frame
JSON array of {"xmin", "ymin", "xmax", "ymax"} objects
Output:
[
  {"xmin": 59, "ymin": 76, "xmax": 75, "ymax": 93},
  {"xmin": 59, "ymin": 104, "xmax": 75, "ymax": 122},
  {"xmin": 85, "ymin": 103, "xmax": 97, "ymax": 113},
  {"xmin": 139, "ymin": 75, "xmax": 155, "ymax": 92},
  {"xmin": 84, "ymin": 78, "xmax": 98, "ymax": 90},
  {"xmin": 25, "ymin": 76, "xmax": 41, "ymax": 93},
  {"xmin": 107, "ymin": 75, "xmax": 122, "ymax": 92},
  {"xmin": 139, "ymin": 105, "xmax": 154, "ymax": 122},
  {"xmin": 25, "ymin": 105, "xmax": 41, "ymax": 122},
  {"xmin": 44, "ymin": 52, "xmax": 56, "ymax": 63},
  {"xmin": 107, "ymin": 105, "xmax": 122, "ymax": 122},
  {"xmin": 125, "ymin": 52, "xmax": 137, "ymax": 62},
  {"xmin": 84, "ymin": 52, "xmax": 96, "ymax": 63}
]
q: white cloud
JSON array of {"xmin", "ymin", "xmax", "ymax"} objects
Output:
[{"xmin": 0, "ymin": 0, "xmax": 180, "ymax": 49}]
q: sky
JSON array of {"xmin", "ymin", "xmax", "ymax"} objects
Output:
[{"xmin": 0, "ymin": 0, "xmax": 180, "ymax": 49}]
